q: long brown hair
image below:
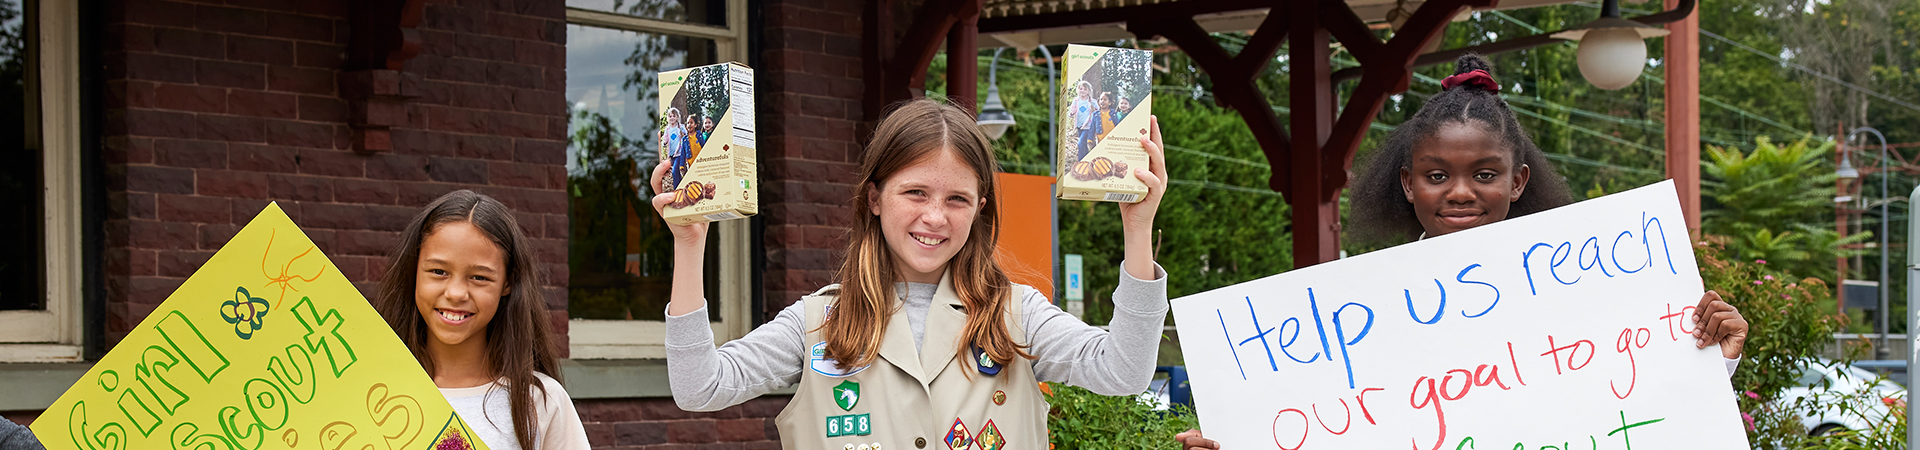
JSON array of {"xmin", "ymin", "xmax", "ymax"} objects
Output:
[
  {"xmin": 375, "ymin": 189, "xmax": 559, "ymax": 450},
  {"xmin": 821, "ymin": 98, "xmax": 1034, "ymax": 370}
]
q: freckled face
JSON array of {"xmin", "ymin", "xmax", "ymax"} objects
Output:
[
  {"xmin": 414, "ymin": 221, "xmax": 509, "ymax": 350},
  {"xmin": 870, "ymin": 150, "xmax": 985, "ymax": 284},
  {"xmin": 1399, "ymin": 122, "xmax": 1529, "ymax": 238}
]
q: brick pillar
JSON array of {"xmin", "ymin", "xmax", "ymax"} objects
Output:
[{"xmin": 758, "ymin": 0, "xmax": 867, "ymax": 317}]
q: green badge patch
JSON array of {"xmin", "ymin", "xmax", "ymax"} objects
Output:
[
  {"xmin": 826, "ymin": 413, "xmax": 872, "ymax": 437},
  {"xmin": 834, "ymin": 380, "xmax": 861, "ymax": 411}
]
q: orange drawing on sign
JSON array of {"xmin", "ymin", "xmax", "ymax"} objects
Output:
[{"xmin": 261, "ymin": 229, "xmax": 328, "ymax": 309}]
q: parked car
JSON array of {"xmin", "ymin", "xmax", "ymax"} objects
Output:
[
  {"xmin": 1780, "ymin": 360, "xmax": 1908, "ymax": 435},
  {"xmin": 1850, "ymin": 360, "xmax": 1909, "ymax": 387}
]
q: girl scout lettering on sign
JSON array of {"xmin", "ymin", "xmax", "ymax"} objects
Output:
[{"xmin": 650, "ymin": 98, "xmax": 1174, "ymax": 450}]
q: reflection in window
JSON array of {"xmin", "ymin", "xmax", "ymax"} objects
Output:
[
  {"xmin": 0, "ymin": 0, "xmax": 40, "ymax": 311},
  {"xmin": 565, "ymin": 0, "xmax": 726, "ymax": 27},
  {"xmin": 566, "ymin": 24, "xmax": 721, "ymax": 321}
]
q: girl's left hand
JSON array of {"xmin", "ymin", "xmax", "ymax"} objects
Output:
[
  {"xmin": 1118, "ymin": 115, "xmax": 1168, "ymax": 229},
  {"xmin": 1693, "ymin": 290, "xmax": 1748, "ymax": 359},
  {"xmin": 1118, "ymin": 116, "xmax": 1167, "ymax": 280}
]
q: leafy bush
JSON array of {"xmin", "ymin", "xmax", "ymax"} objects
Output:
[
  {"xmin": 1043, "ymin": 382, "xmax": 1199, "ymax": 450},
  {"xmin": 1697, "ymin": 236, "xmax": 1863, "ymax": 448}
]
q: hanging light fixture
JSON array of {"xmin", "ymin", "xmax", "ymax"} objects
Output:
[
  {"xmin": 976, "ymin": 49, "xmax": 1017, "ymax": 140},
  {"xmin": 1835, "ymin": 146, "xmax": 1859, "ymax": 203},
  {"xmin": 1550, "ymin": 0, "xmax": 1669, "ymax": 90}
]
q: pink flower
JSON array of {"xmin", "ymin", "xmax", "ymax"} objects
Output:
[
  {"xmin": 1742, "ymin": 412, "xmax": 1756, "ymax": 431},
  {"xmin": 1746, "ymin": 391, "xmax": 1761, "ymax": 399},
  {"xmin": 1782, "ymin": 294, "xmax": 1792, "ymax": 299},
  {"xmin": 1764, "ymin": 275, "xmax": 1774, "ymax": 280},
  {"xmin": 1753, "ymin": 280, "xmax": 1764, "ymax": 285},
  {"xmin": 1756, "ymin": 259, "xmax": 1768, "ymax": 264}
]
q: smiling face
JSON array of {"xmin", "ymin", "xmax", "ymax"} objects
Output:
[
  {"xmin": 702, "ymin": 117, "xmax": 714, "ymax": 133},
  {"xmin": 414, "ymin": 221, "xmax": 509, "ymax": 353},
  {"xmin": 1118, "ymin": 97, "xmax": 1132, "ymax": 113},
  {"xmin": 1399, "ymin": 122, "xmax": 1529, "ymax": 238},
  {"xmin": 869, "ymin": 149, "xmax": 985, "ymax": 284}
]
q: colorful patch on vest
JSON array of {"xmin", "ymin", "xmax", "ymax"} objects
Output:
[
  {"xmin": 992, "ymin": 390, "xmax": 1006, "ymax": 405},
  {"xmin": 945, "ymin": 418, "xmax": 973, "ymax": 450},
  {"xmin": 976, "ymin": 420, "xmax": 1004, "ymax": 450},
  {"xmin": 833, "ymin": 380, "xmax": 861, "ymax": 411},
  {"xmin": 971, "ymin": 346, "xmax": 1001, "ymax": 376},
  {"xmin": 429, "ymin": 412, "xmax": 481, "ymax": 450},
  {"xmin": 811, "ymin": 341, "xmax": 868, "ymax": 377}
]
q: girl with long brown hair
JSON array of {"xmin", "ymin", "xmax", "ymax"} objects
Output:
[
  {"xmin": 375, "ymin": 190, "xmax": 591, "ymax": 450},
  {"xmin": 654, "ymin": 98, "xmax": 1172, "ymax": 450}
]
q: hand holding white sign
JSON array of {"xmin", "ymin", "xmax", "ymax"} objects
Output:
[{"xmin": 1170, "ymin": 181, "xmax": 1747, "ymax": 450}]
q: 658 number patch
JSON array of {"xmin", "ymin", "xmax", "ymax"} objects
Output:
[{"xmin": 826, "ymin": 413, "xmax": 872, "ymax": 437}]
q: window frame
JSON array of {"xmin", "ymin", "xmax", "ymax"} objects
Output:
[
  {"xmin": 563, "ymin": 1, "xmax": 755, "ymax": 359},
  {"xmin": 0, "ymin": 0, "xmax": 83, "ymax": 362}
]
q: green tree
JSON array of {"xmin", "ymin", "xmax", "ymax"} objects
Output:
[{"xmin": 1701, "ymin": 136, "xmax": 1869, "ymax": 282}]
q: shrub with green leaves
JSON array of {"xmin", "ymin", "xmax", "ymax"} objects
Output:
[
  {"xmin": 1697, "ymin": 236, "xmax": 1862, "ymax": 448},
  {"xmin": 1043, "ymin": 382, "xmax": 1199, "ymax": 450}
]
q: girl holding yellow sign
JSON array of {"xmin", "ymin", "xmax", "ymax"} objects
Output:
[{"xmin": 376, "ymin": 190, "xmax": 592, "ymax": 450}]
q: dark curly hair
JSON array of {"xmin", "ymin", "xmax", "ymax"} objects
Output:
[{"xmin": 1348, "ymin": 54, "xmax": 1575, "ymax": 244}]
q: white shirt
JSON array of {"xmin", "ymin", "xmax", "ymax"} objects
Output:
[{"xmin": 439, "ymin": 372, "xmax": 591, "ymax": 450}]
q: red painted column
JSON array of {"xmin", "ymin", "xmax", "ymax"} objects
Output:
[
  {"xmin": 946, "ymin": 0, "xmax": 980, "ymax": 112},
  {"xmin": 1664, "ymin": 0, "xmax": 1701, "ymax": 233},
  {"xmin": 1290, "ymin": 2, "xmax": 1339, "ymax": 267}
]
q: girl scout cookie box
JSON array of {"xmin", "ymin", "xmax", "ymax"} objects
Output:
[
  {"xmin": 1058, "ymin": 44, "xmax": 1152, "ymax": 203},
  {"xmin": 659, "ymin": 61, "xmax": 758, "ymax": 225}
]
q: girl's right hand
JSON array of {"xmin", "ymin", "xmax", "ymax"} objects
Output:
[
  {"xmin": 649, "ymin": 160, "xmax": 708, "ymax": 246},
  {"xmin": 1174, "ymin": 429, "xmax": 1220, "ymax": 450}
]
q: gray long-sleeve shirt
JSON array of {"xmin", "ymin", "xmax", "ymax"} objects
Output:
[{"xmin": 665, "ymin": 263, "xmax": 1170, "ymax": 412}]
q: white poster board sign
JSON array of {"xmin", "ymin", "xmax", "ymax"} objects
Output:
[{"xmin": 1171, "ymin": 181, "xmax": 1747, "ymax": 449}]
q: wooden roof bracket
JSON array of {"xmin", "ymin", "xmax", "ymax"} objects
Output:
[
  {"xmin": 863, "ymin": 0, "xmax": 983, "ymax": 122},
  {"xmin": 1128, "ymin": 10, "xmax": 1295, "ymax": 192}
]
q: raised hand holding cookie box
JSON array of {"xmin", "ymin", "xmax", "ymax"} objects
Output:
[
  {"xmin": 658, "ymin": 61, "xmax": 758, "ymax": 225},
  {"xmin": 1058, "ymin": 44, "xmax": 1152, "ymax": 203}
]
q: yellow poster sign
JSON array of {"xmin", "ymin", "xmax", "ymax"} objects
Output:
[{"xmin": 32, "ymin": 204, "xmax": 489, "ymax": 450}]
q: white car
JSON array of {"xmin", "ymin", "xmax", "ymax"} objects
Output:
[{"xmin": 1780, "ymin": 360, "xmax": 1908, "ymax": 435}]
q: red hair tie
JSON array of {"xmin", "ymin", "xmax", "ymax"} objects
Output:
[{"xmin": 1441, "ymin": 70, "xmax": 1501, "ymax": 92}]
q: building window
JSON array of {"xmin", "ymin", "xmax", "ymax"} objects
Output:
[
  {"xmin": 564, "ymin": 0, "xmax": 750, "ymax": 359},
  {"xmin": 0, "ymin": 0, "xmax": 83, "ymax": 362}
]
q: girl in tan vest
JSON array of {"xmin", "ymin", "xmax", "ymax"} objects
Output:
[{"xmin": 647, "ymin": 98, "xmax": 1173, "ymax": 450}]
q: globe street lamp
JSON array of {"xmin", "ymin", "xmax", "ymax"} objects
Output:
[
  {"xmin": 1550, "ymin": 0, "xmax": 1670, "ymax": 90},
  {"xmin": 977, "ymin": 49, "xmax": 1017, "ymax": 140}
]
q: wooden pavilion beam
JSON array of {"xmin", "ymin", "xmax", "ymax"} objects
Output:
[
  {"xmin": 979, "ymin": 0, "xmax": 1270, "ymax": 34},
  {"xmin": 1289, "ymin": 0, "xmax": 1339, "ymax": 265},
  {"xmin": 1321, "ymin": 0, "xmax": 1494, "ymax": 197},
  {"xmin": 1129, "ymin": 13, "xmax": 1294, "ymax": 193},
  {"xmin": 983, "ymin": 0, "xmax": 1499, "ymax": 268},
  {"xmin": 866, "ymin": 0, "xmax": 980, "ymax": 119}
]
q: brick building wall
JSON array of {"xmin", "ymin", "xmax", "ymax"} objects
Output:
[
  {"xmin": 99, "ymin": 0, "xmax": 571, "ymax": 350},
  {"xmin": 9, "ymin": 0, "xmax": 875, "ymax": 447},
  {"xmin": 758, "ymin": 0, "xmax": 866, "ymax": 317}
]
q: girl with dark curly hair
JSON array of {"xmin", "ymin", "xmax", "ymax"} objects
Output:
[{"xmin": 1174, "ymin": 54, "xmax": 1749, "ymax": 450}]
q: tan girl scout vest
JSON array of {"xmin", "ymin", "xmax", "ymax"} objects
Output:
[{"xmin": 776, "ymin": 273, "xmax": 1048, "ymax": 450}]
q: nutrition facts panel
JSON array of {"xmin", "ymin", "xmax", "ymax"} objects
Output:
[{"xmin": 729, "ymin": 64, "xmax": 755, "ymax": 149}]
